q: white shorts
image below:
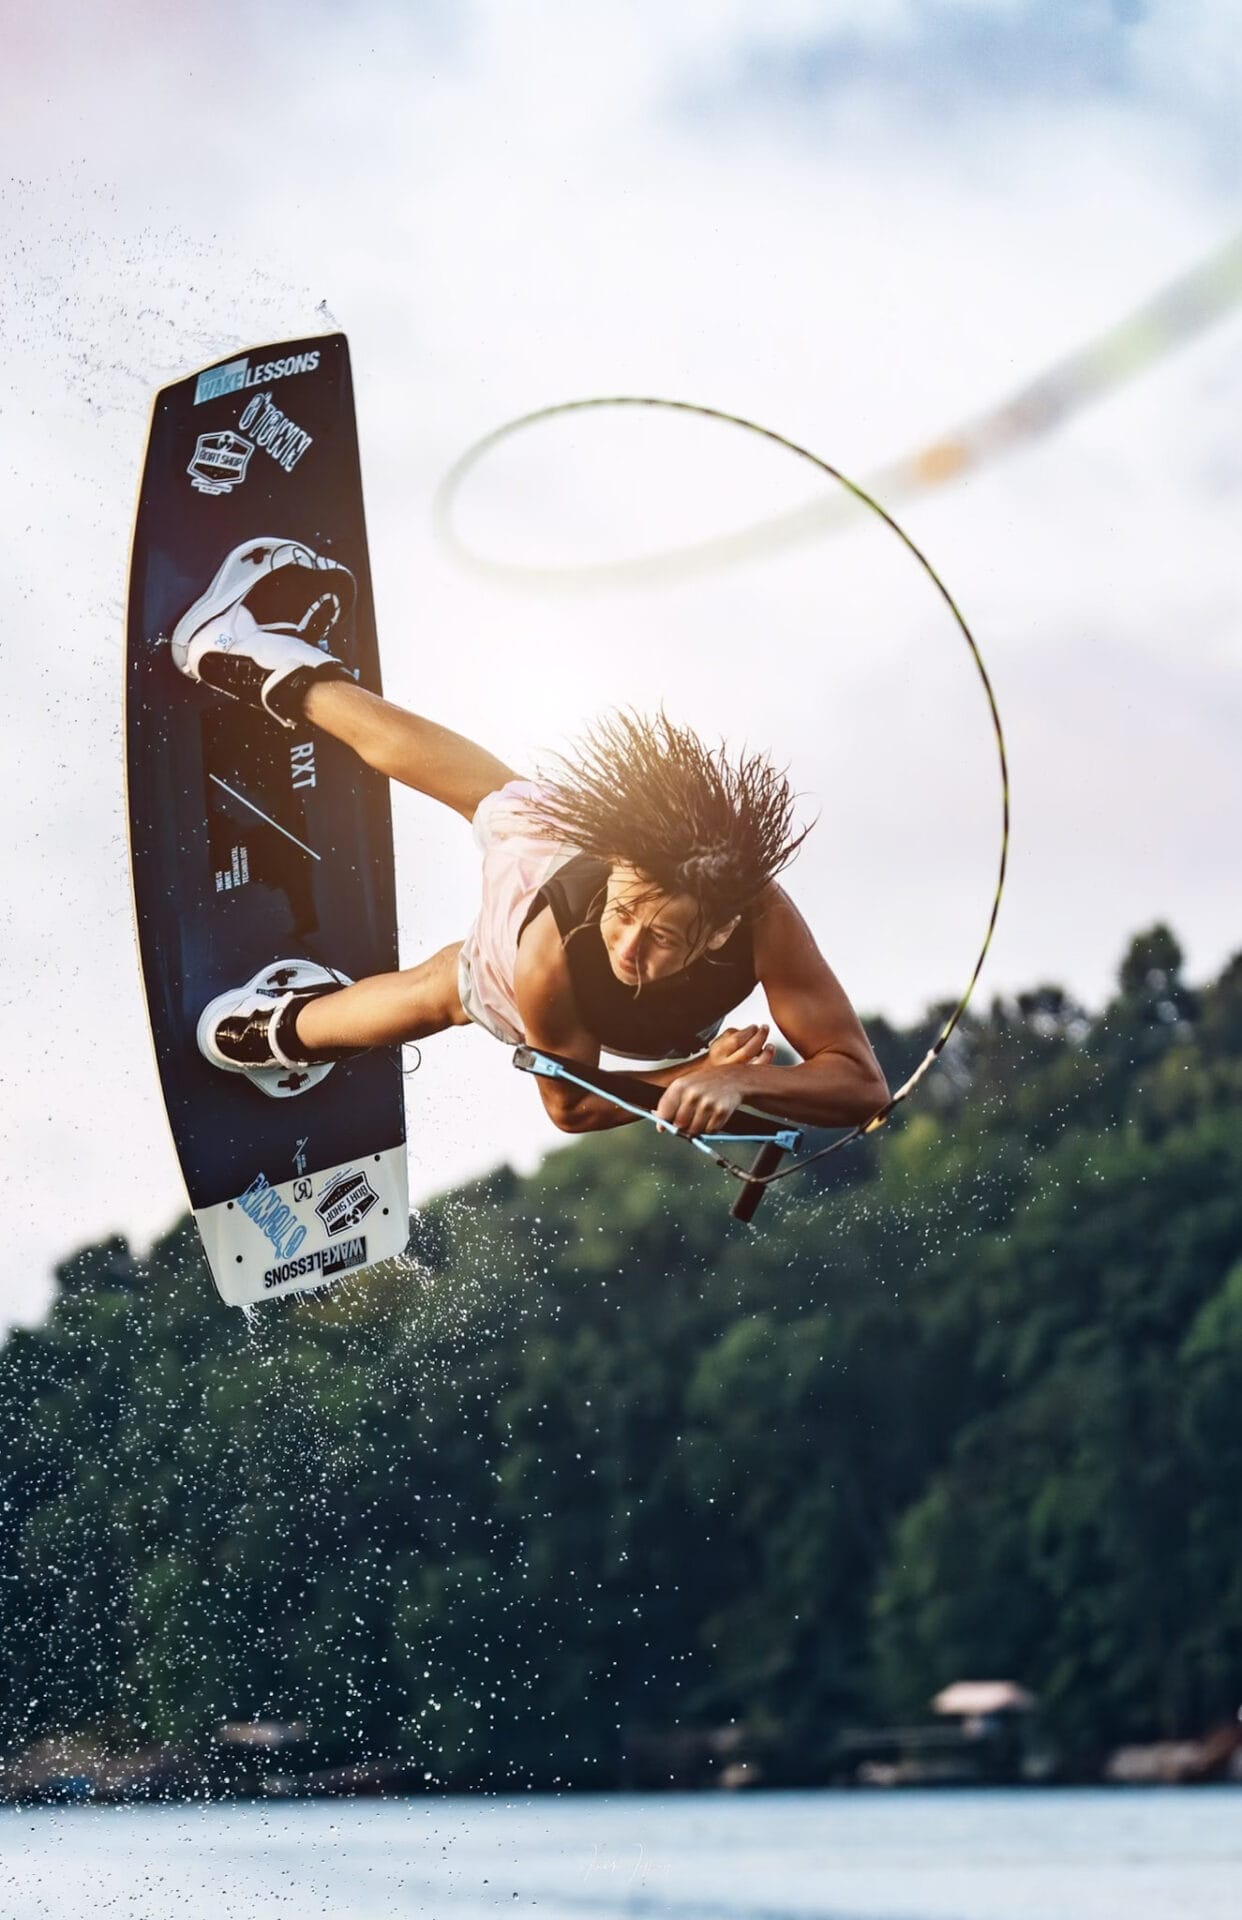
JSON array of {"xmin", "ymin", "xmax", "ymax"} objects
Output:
[{"xmin": 457, "ymin": 780, "xmax": 575, "ymax": 1046}]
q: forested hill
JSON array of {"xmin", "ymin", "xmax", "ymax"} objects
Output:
[{"xmin": 2, "ymin": 924, "xmax": 1240, "ymax": 1789}]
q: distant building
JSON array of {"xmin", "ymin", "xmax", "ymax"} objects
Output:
[
  {"xmin": 835, "ymin": 1678, "xmax": 1047, "ymax": 1787},
  {"xmin": 932, "ymin": 1681, "xmax": 1036, "ymax": 1720}
]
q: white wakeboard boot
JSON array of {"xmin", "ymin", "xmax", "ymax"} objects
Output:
[
  {"xmin": 197, "ymin": 959, "xmax": 355, "ymax": 1099},
  {"xmin": 170, "ymin": 538, "xmax": 356, "ymax": 728}
]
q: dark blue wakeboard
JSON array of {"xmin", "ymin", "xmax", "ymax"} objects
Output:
[{"xmin": 126, "ymin": 333, "xmax": 408, "ymax": 1305}]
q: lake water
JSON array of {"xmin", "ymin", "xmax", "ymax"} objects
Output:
[{"xmin": 0, "ymin": 1787, "xmax": 1236, "ymax": 1918}]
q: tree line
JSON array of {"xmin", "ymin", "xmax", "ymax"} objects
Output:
[{"xmin": 1, "ymin": 922, "xmax": 1240, "ymax": 1788}]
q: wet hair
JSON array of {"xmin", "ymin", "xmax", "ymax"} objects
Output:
[{"xmin": 530, "ymin": 709, "xmax": 811, "ymax": 938}]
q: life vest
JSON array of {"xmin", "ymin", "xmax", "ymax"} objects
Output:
[{"xmin": 518, "ymin": 853, "xmax": 757, "ymax": 1059}]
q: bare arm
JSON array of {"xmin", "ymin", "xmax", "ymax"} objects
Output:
[
  {"xmin": 512, "ymin": 910, "xmax": 642, "ymax": 1133},
  {"xmin": 655, "ymin": 888, "xmax": 890, "ymax": 1135}
]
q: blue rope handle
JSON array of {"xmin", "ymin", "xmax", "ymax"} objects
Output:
[{"xmin": 512, "ymin": 1046, "xmax": 803, "ymax": 1158}]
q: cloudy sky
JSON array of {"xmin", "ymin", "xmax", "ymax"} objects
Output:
[{"xmin": 2, "ymin": 0, "xmax": 1239, "ymax": 1326}]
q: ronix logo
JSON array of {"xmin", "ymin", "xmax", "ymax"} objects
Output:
[
  {"xmin": 238, "ymin": 1170, "xmax": 306, "ymax": 1260},
  {"xmin": 194, "ymin": 349, "xmax": 321, "ymax": 406},
  {"xmin": 315, "ymin": 1168, "xmax": 379, "ymax": 1236}
]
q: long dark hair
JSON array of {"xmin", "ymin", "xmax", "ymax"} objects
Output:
[{"xmin": 531, "ymin": 710, "xmax": 810, "ymax": 934}]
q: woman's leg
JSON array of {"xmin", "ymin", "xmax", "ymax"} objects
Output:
[
  {"xmin": 280, "ymin": 688, "xmax": 513, "ymax": 1056},
  {"xmin": 295, "ymin": 942, "xmax": 470, "ymax": 1053},
  {"xmin": 301, "ymin": 679, "xmax": 518, "ymax": 821}
]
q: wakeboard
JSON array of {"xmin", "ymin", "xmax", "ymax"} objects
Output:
[{"xmin": 126, "ymin": 333, "xmax": 408, "ymax": 1306}]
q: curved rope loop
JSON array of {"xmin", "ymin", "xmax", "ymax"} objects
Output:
[{"xmin": 436, "ymin": 396, "xmax": 1010, "ymax": 1188}]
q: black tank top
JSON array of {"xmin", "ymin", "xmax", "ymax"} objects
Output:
[{"xmin": 518, "ymin": 854, "xmax": 758, "ymax": 1060}]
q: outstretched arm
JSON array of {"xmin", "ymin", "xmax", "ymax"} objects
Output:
[{"xmin": 655, "ymin": 888, "xmax": 890, "ymax": 1135}]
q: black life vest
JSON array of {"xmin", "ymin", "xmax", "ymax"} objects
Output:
[{"xmin": 518, "ymin": 853, "xmax": 757, "ymax": 1059}]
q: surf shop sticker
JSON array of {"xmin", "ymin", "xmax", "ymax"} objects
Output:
[
  {"xmin": 187, "ymin": 429, "xmax": 254, "ymax": 496},
  {"xmin": 315, "ymin": 1168, "xmax": 379, "ymax": 1236}
]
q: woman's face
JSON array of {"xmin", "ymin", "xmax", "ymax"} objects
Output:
[{"xmin": 601, "ymin": 864, "xmax": 736, "ymax": 987}]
